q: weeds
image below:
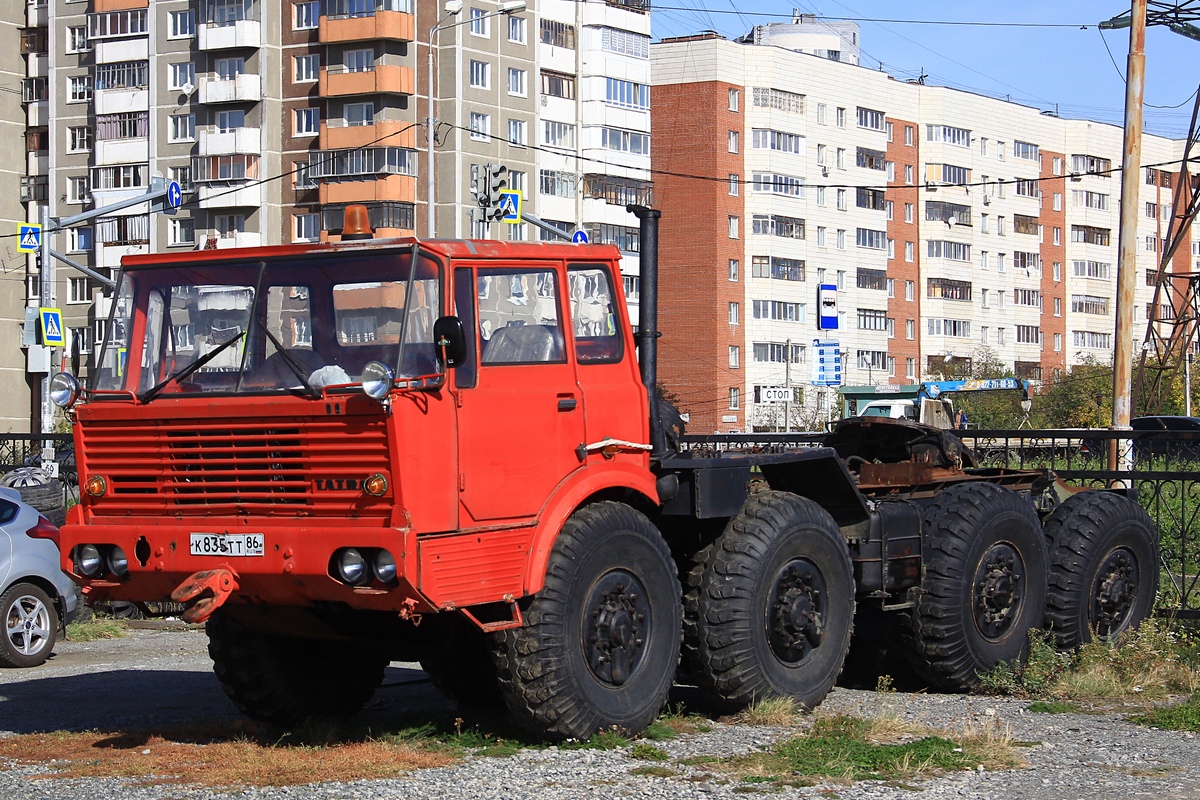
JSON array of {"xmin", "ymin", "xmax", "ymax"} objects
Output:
[
  {"xmin": 65, "ymin": 619, "xmax": 130, "ymax": 642},
  {"xmin": 1129, "ymin": 694, "xmax": 1200, "ymax": 731},
  {"xmin": 1026, "ymin": 701, "xmax": 1084, "ymax": 714},
  {"xmin": 735, "ymin": 696, "xmax": 799, "ymax": 727},
  {"xmin": 630, "ymin": 743, "xmax": 670, "ymax": 761}
]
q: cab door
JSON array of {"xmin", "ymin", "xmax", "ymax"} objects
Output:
[{"xmin": 456, "ymin": 263, "xmax": 585, "ymax": 522}]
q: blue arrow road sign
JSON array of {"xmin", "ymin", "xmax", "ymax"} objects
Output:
[
  {"xmin": 164, "ymin": 181, "xmax": 182, "ymax": 216},
  {"xmin": 572, "ymin": 230, "xmax": 589, "ymax": 244},
  {"xmin": 17, "ymin": 224, "xmax": 41, "ymax": 253}
]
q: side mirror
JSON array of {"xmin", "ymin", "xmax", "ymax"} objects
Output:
[{"xmin": 433, "ymin": 315, "xmax": 467, "ymax": 368}]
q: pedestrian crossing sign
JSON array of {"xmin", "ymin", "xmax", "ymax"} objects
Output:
[
  {"xmin": 39, "ymin": 307, "xmax": 64, "ymax": 347},
  {"xmin": 17, "ymin": 224, "xmax": 41, "ymax": 253},
  {"xmin": 499, "ymin": 190, "xmax": 522, "ymax": 224}
]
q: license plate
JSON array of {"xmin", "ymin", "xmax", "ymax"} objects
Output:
[{"xmin": 189, "ymin": 533, "xmax": 265, "ymax": 557}]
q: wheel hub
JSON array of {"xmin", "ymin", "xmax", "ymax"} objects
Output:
[
  {"xmin": 584, "ymin": 571, "xmax": 648, "ymax": 686},
  {"xmin": 1092, "ymin": 549, "xmax": 1138, "ymax": 636},
  {"xmin": 973, "ymin": 544, "xmax": 1025, "ymax": 641},
  {"xmin": 767, "ymin": 560, "xmax": 827, "ymax": 664}
]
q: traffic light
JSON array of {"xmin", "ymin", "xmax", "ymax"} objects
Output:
[{"xmin": 485, "ymin": 164, "xmax": 509, "ymax": 221}]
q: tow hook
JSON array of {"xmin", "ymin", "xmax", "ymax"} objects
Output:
[{"xmin": 171, "ymin": 568, "xmax": 240, "ymax": 624}]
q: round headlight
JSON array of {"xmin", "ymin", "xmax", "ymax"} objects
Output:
[
  {"xmin": 337, "ymin": 548, "xmax": 369, "ymax": 585},
  {"xmin": 49, "ymin": 372, "xmax": 80, "ymax": 409},
  {"xmin": 361, "ymin": 361, "xmax": 394, "ymax": 400},
  {"xmin": 84, "ymin": 475, "xmax": 108, "ymax": 497},
  {"xmin": 373, "ymin": 549, "xmax": 397, "ymax": 583},
  {"xmin": 108, "ymin": 546, "xmax": 129, "ymax": 578},
  {"xmin": 363, "ymin": 473, "xmax": 388, "ymax": 497},
  {"xmin": 76, "ymin": 544, "xmax": 103, "ymax": 577}
]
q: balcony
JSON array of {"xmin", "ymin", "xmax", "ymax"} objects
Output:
[
  {"xmin": 99, "ymin": 242, "xmax": 149, "ymax": 270},
  {"xmin": 197, "ymin": 126, "xmax": 261, "ymax": 156},
  {"xmin": 318, "ymin": 174, "xmax": 415, "ymax": 205},
  {"xmin": 94, "ymin": 37, "xmax": 148, "ymax": 64},
  {"xmin": 95, "ymin": 88, "xmax": 148, "ymax": 115},
  {"xmin": 319, "ymin": 10, "xmax": 413, "ymax": 43},
  {"xmin": 25, "ymin": 53, "xmax": 47, "ymax": 78},
  {"xmin": 26, "ymin": 4, "xmax": 46, "ymax": 28},
  {"xmin": 319, "ymin": 64, "xmax": 412, "ymax": 98},
  {"xmin": 199, "ymin": 73, "xmax": 262, "ymax": 104},
  {"xmin": 196, "ymin": 183, "xmax": 264, "ymax": 209},
  {"xmin": 91, "ymin": 186, "xmax": 150, "ymax": 209},
  {"xmin": 320, "ymin": 118, "xmax": 415, "ymax": 150},
  {"xmin": 198, "ymin": 19, "xmax": 261, "ymax": 50},
  {"xmin": 201, "ymin": 231, "xmax": 262, "ymax": 249},
  {"xmin": 95, "ymin": 138, "xmax": 148, "ymax": 166}
]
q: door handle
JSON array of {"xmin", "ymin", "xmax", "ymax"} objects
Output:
[{"xmin": 557, "ymin": 396, "xmax": 578, "ymax": 412}]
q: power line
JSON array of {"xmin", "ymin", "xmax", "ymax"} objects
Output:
[{"xmin": 646, "ymin": 6, "xmax": 1094, "ymax": 28}]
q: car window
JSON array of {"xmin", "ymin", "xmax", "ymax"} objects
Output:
[{"xmin": 0, "ymin": 499, "xmax": 18, "ymax": 525}]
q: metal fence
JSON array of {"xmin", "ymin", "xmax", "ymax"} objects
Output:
[
  {"xmin": 0, "ymin": 434, "xmax": 72, "ymax": 475},
  {"xmin": 681, "ymin": 428, "xmax": 1200, "ymax": 614}
]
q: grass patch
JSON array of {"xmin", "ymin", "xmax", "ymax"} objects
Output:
[
  {"xmin": 651, "ymin": 704, "xmax": 713, "ymax": 736},
  {"xmin": 717, "ymin": 715, "xmax": 1021, "ymax": 786},
  {"xmin": 735, "ymin": 696, "xmax": 799, "ymax": 727},
  {"xmin": 1129, "ymin": 694, "xmax": 1200, "ymax": 731},
  {"xmin": 1027, "ymin": 701, "xmax": 1084, "ymax": 714},
  {"xmin": 630, "ymin": 742, "xmax": 670, "ymax": 761},
  {"xmin": 980, "ymin": 620, "xmax": 1200, "ymax": 703},
  {"xmin": 65, "ymin": 619, "xmax": 129, "ymax": 642}
]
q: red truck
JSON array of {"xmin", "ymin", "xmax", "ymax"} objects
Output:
[{"xmin": 52, "ymin": 206, "xmax": 1158, "ymax": 740}]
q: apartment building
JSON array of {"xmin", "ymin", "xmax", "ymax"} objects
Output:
[
  {"xmin": 652, "ymin": 31, "xmax": 1194, "ymax": 433},
  {"xmin": 2, "ymin": 9, "xmax": 30, "ymax": 430},
  {"xmin": 17, "ymin": 0, "xmax": 650, "ymax": 431}
]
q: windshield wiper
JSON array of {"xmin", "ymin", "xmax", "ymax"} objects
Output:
[
  {"xmin": 139, "ymin": 331, "xmax": 247, "ymax": 403},
  {"xmin": 260, "ymin": 326, "xmax": 319, "ymax": 398}
]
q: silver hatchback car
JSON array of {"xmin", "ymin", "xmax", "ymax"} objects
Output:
[{"xmin": 0, "ymin": 486, "xmax": 78, "ymax": 667}]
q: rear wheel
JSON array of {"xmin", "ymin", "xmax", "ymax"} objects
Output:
[
  {"xmin": 1043, "ymin": 491, "xmax": 1158, "ymax": 650},
  {"xmin": 685, "ymin": 491, "xmax": 855, "ymax": 714},
  {"xmin": 492, "ymin": 502, "xmax": 682, "ymax": 741},
  {"xmin": 0, "ymin": 582, "xmax": 59, "ymax": 668},
  {"xmin": 903, "ymin": 482, "xmax": 1047, "ymax": 691},
  {"xmin": 206, "ymin": 611, "xmax": 388, "ymax": 726}
]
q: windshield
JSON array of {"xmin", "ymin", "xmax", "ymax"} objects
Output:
[{"xmin": 92, "ymin": 249, "xmax": 441, "ymax": 397}]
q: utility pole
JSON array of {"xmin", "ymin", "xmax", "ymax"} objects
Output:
[{"xmin": 1110, "ymin": 0, "xmax": 1147, "ymax": 472}]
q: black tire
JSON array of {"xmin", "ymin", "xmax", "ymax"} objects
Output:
[
  {"xmin": 491, "ymin": 501, "xmax": 682, "ymax": 741},
  {"xmin": 206, "ymin": 610, "xmax": 388, "ymax": 726},
  {"xmin": 0, "ymin": 582, "xmax": 59, "ymax": 668},
  {"xmin": 685, "ymin": 491, "xmax": 855, "ymax": 714},
  {"xmin": 1043, "ymin": 491, "xmax": 1159, "ymax": 650},
  {"xmin": 903, "ymin": 482, "xmax": 1048, "ymax": 691},
  {"xmin": 17, "ymin": 480, "xmax": 64, "ymax": 513}
]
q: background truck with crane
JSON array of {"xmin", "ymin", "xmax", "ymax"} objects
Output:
[
  {"xmin": 851, "ymin": 378, "xmax": 1033, "ymax": 428},
  {"xmin": 49, "ymin": 205, "xmax": 1158, "ymax": 741}
]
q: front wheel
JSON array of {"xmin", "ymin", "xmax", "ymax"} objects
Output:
[
  {"xmin": 0, "ymin": 582, "xmax": 59, "ymax": 668},
  {"xmin": 492, "ymin": 502, "xmax": 682, "ymax": 741},
  {"xmin": 902, "ymin": 482, "xmax": 1047, "ymax": 691},
  {"xmin": 685, "ymin": 491, "xmax": 855, "ymax": 714},
  {"xmin": 1043, "ymin": 491, "xmax": 1159, "ymax": 650}
]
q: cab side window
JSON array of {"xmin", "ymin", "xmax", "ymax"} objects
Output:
[
  {"xmin": 567, "ymin": 266, "xmax": 622, "ymax": 364},
  {"xmin": 477, "ymin": 269, "xmax": 565, "ymax": 365}
]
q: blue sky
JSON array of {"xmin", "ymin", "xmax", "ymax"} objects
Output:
[{"xmin": 650, "ymin": 1, "xmax": 1199, "ymax": 138}]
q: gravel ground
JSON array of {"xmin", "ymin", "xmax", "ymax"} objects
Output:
[{"xmin": 0, "ymin": 626, "xmax": 1198, "ymax": 800}]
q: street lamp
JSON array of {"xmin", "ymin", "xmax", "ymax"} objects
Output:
[{"xmin": 426, "ymin": 0, "xmax": 526, "ymax": 238}]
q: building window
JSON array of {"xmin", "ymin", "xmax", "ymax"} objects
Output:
[
  {"xmin": 169, "ymin": 10, "xmax": 195, "ymax": 38},
  {"xmin": 542, "ymin": 120, "xmax": 575, "ymax": 148},
  {"xmin": 170, "ymin": 166, "xmax": 193, "ymax": 193},
  {"xmin": 294, "ymin": 1, "xmax": 319, "ymax": 29},
  {"xmin": 605, "ymin": 78, "xmax": 650, "ymax": 110},
  {"xmin": 904, "ymin": 164, "xmax": 914, "ymax": 184},
  {"xmin": 728, "ymin": 216, "xmax": 739, "ymax": 239},
  {"xmin": 729, "ymin": 259, "xmax": 739, "ymax": 281},
  {"xmin": 68, "ymin": 126, "xmax": 92, "ymax": 153},
  {"xmin": 729, "ymin": 387, "xmax": 740, "ymax": 410},
  {"xmin": 294, "ymin": 107, "xmax": 320, "ymax": 136},
  {"xmin": 69, "ymin": 277, "xmax": 90, "ymax": 304},
  {"xmin": 601, "ymin": 127, "xmax": 650, "ymax": 155},
  {"xmin": 728, "ymin": 88, "xmax": 739, "ymax": 111},
  {"xmin": 294, "ymin": 213, "xmax": 319, "ymax": 243},
  {"xmin": 817, "ymin": 103, "xmax": 826, "ymax": 124},
  {"xmin": 508, "ymin": 15, "xmax": 526, "ymax": 43},
  {"xmin": 729, "ymin": 174, "xmax": 739, "ymax": 196},
  {"xmin": 469, "ymin": 60, "xmax": 490, "ymax": 89},
  {"xmin": 294, "ymin": 54, "xmax": 319, "ymax": 83},
  {"xmin": 836, "ymin": 106, "xmax": 846, "ymax": 127},
  {"xmin": 343, "ymin": 48, "xmax": 373, "ymax": 73},
  {"xmin": 728, "ymin": 302, "xmax": 739, "ymax": 325},
  {"xmin": 169, "ymin": 217, "xmax": 195, "ymax": 246},
  {"xmin": 469, "ymin": 7, "xmax": 489, "ymax": 36},
  {"xmin": 66, "ymin": 26, "xmax": 88, "ymax": 53},
  {"xmin": 601, "ymin": 26, "xmax": 648, "ymax": 57},
  {"xmin": 169, "ymin": 114, "xmax": 195, "ymax": 142},
  {"xmin": 856, "ymin": 106, "xmax": 885, "ymax": 130},
  {"xmin": 728, "ymin": 130, "xmax": 739, "ymax": 153},
  {"xmin": 169, "ymin": 63, "xmax": 195, "ymax": 91},
  {"xmin": 729, "ymin": 345, "xmax": 740, "ymax": 368},
  {"xmin": 507, "ymin": 118, "xmax": 526, "ymax": 146},
  {"xmin": 68, "ymin": 176, "xmax": 90, "ymax": 204},
  {"xmin": 69, "ymin": 76, "xmax": 92, "ymax": 102},
  {"xmin": 540, "ymin": 70, "xmax": 575, "ymax": 98},
  {"xmin": 345, "ymin": 101, "xmax": 374, "ymax": 126},
  {"xmin": 508, "ymin": 67, "xmax": 526, "ymax": 96},
  {"xmin": 69, "ymin": 227, "xmax": 92, "ymax": 252},
  {"xmin": 540, "ymin": 18, "xmax": 575, "ymax": 48}
]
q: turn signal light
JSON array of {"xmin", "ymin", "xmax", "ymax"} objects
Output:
[
  {"xmin": 84, "ymin": 475, "xmax": 108, "ymax": 497},
  {"xmin": 364, "ymin": 473, "xmax": 389, "ymax": 497}
]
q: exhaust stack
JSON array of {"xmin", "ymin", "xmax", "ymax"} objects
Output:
[{"xmin": 628, "ymin": 205, "xmax": 667, "ymax": 458}]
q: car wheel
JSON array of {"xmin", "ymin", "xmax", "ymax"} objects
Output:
[{"xmin": 0, "ymin": 582, "xmax": 59, "ymax": 668}]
